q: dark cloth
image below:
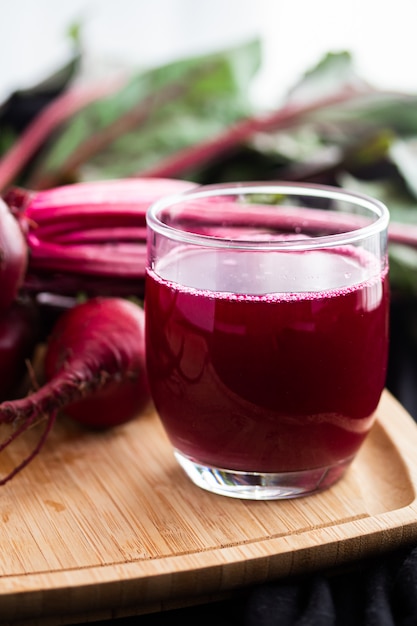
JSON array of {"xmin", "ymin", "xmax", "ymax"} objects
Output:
[{"xmin": 244, "ymin": 547, "xmax": 417, "ymax": 626}]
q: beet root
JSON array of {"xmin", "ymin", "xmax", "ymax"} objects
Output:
[{"xmin": 0, "ymin": 297, "xmax": 150, "ymax": 483}]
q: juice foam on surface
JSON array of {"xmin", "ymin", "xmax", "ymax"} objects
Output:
[{"xmin": 155, "ymin": 246, "xmax": 381, "ymax": 297}]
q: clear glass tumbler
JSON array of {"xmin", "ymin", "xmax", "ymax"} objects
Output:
[{"xmin": 145, "ymin": 182, "xmax": 390, "ymax": 500}]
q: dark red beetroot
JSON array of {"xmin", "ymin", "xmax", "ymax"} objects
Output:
[
  {"xmin": 0, "ymin": 297, "xmax": 150, "ymax": 483},
  {"xmin": 0, "ymin": 298, "xmax": 39, "ymax": 401},
  {"xmin": 44, "ymin": 298, "xmax": 150, "ymax": 428}
]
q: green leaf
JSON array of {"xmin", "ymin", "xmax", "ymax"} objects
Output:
[
  {"xmin": 389, "ymin": 139, "xmax": 417, "ymax": 199},
  {"xmin": 316, "ymin": 93, "xmax": 417, "ymax": 137},
  {"xmin": 337, "ymin": 172, "xmax": 417, "ymax": 224},
  {"xmin": 337, "ymin": 173, "xmax": 417, "ymax": 295},
  {"xmin": 31, "ymin": 39, "xmax": 262, "ymax": 184},
  {"xmin": 389, "ymin": 244, "xmax": 417, "ymax": 297},
  {"xmin": 286, "ymin": 51, "xmax": 369, "ymax": 105},
  {"xmin": 67, "ymin": 21, "xmax": 82, "ymax": 46}
]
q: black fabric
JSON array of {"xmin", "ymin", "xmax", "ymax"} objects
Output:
[{"xmin": 244, "ymin": 549, "xmax": 417, "ymax": 626}]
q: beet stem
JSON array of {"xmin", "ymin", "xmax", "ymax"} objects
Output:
[
  {"xmin": 28, "ymin": 64, "xmax": 216, "ymax": 190},
  {"xmin": 0, "ymin": 77, "xmax": 126, "ymax": 193},
  {"xmin": 135, "ymin": 86, "xmax": 376, "ymax": 179}
]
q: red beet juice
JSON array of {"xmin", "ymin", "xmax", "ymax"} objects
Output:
[{"xmin": 145, "ymin": 246, "xmax": 389, "ymax": 474}]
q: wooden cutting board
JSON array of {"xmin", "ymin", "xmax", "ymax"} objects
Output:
[{"xmin": 0, "ymin": 389, "xmax": 417, "ymax": 625}]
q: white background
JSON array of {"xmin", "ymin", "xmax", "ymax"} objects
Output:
[{"xmin": 1, "ymin": 0, "xmax": 417, "ymax": 107}]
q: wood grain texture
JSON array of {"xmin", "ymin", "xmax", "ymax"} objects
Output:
[{"xmin": 0, "ymin": 389, "xmax": 416, "ymax": 625}]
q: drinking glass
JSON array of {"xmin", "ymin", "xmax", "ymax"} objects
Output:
[{"xmin": 145, "ymin": 182, "xmax": 390, "ymax": 500}]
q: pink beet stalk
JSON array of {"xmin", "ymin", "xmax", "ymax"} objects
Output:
[
  {"xmin": 388, "ymin": 222, "xmax": 417, "ymax": 248},
  {"xmin": 26, "ymin": 235, "xmax": 147, "ymax": 277},
  {"xmin": 4, "ymin": 177, "xmax": 195, "ymax": 298}
]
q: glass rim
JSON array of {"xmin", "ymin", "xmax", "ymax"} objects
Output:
[{"xmin": 146, "ymin": 181, "xmax": 390, "ymax": 251}]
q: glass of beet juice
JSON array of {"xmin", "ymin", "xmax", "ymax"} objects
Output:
[{"xmin": 145, "ymin": 182, "xmax": 390, "ymax": 500}]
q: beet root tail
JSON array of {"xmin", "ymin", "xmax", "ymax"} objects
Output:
[
  {"xmin": 0, "ymin": 367, "xmax": 110, "ymax": 485},
  {"xmin": 0, "ymin": 410, "xmax": 57, "ymax": 486}
]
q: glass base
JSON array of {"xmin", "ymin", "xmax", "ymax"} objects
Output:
[{"xmin": 174, "ymin": 450, "xmax": 353, "ymax": 500}]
